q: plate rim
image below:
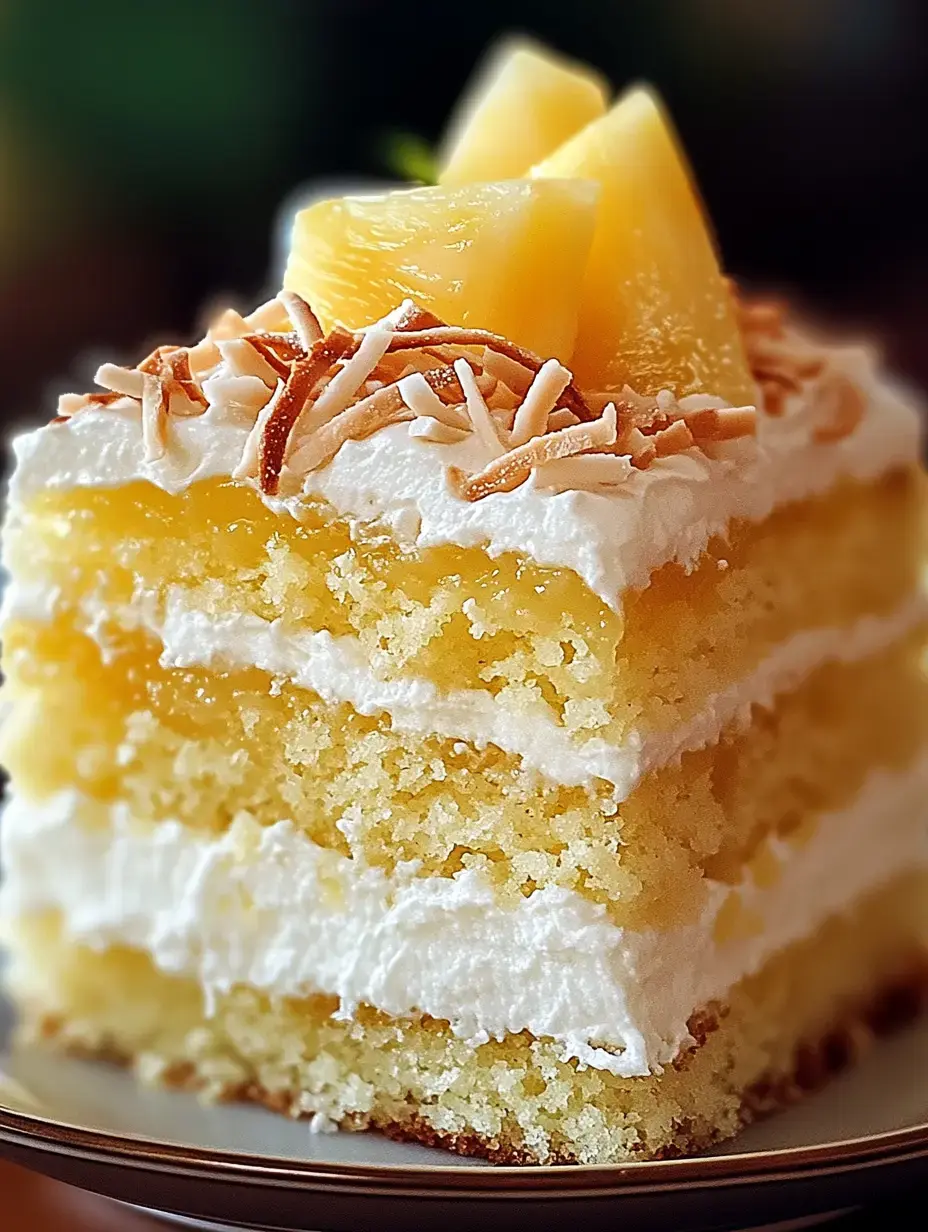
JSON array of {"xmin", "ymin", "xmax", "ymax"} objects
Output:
[{"xmin": 2, "ymin": 1091, "xmax": 928, "ymax": 1198}]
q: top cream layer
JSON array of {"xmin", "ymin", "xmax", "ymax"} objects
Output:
[{"xmin": 6, "ymin": 340, "xmax": 921, "ymax": 612}]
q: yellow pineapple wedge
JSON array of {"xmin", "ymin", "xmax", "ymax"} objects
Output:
[
  {"xmin": 438, "ymin": 38, "xmax": 609, "ymax": 185},
  {"xmin": 284, "ymin": 179, "xmax": 599, "ymax": 361},
  {"xmin": 533, "ymin": 86, "xmax": 756, "ymax": 404}
]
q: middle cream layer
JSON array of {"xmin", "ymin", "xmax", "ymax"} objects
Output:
[
  {"xmin": 4, "ymin": 752, "xmax": 928, "ymax": 1077},
  {"xmin": 3, "ymin": 582, "xmax": 925, "ymax": 797}
]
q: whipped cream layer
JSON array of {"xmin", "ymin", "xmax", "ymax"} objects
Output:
[
  {"xmin": 6, "ymin": 343, "xmax": 921, "ymax": 612},
  {"xmin": 3, "ymin": 754, "xmax": 927, "ymax": 1078},
  {"xmin": 2, "ymin": 580, "xmax": 924, "ymax": 795}
]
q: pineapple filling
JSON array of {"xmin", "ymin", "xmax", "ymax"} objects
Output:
[
  {"xmin": 2, "ymin": 608, "xmax": 923, "ymax": 932},
  {"xmin": 5, "ymin": 467, "xmax": 923, "ymax": 747}
]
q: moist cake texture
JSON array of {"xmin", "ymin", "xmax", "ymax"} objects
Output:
[{"xmin": 1, "ymin": 41, "xmax": 926, "ymax": 1164}]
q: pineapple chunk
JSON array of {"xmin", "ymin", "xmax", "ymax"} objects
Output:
[
  {"xmin": 438, "ymin": 38, "xmax": 609, "ymax": 185},
  {"xmin": 285, "ymin": 179, "xmax": 599, "ymax": 362},
  {"xmin": 533, "ymin": 87, "xmax": 755, "ymax": 404}
]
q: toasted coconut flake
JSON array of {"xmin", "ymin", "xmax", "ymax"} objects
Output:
[
  {"xmin": 388, "ymin": 299, "xmax": 447, "ymax": 332},
  {"xmin": 453, "ymin": 359, "xmax": 507, "ymax": 456},
  {"xmin": 652, "ymin": 418, "xmax": 695, "ymax": 457},
  {"xmin": 279, "ymin": 290, "xmax": 323, "ymax": 349},
  {"xmin": 165, "ymin": 390, "xmax": 204, "ymax": 418},
  {"xmin": 258, "ymin": 328, "xmax": 354, "ymax": 494},
  {"xmin": 202, "ymin": 373, "xmax": 274, "ymax": 414},
  {"xmin": 655, "ymin": 389, "xmax": 677, "ymax": 416},
  {"xmin": 409, "ymin": 416, "xmax": 471, "ymax": 445},
  {"xmin": 57, "ymin": 392, "xmax": 93, "ymax": 417},
  {"xmin": 491, "ymin": 405, "xmax": 516, "ymax": 433},
  {"xmin": 244, "ymin": 335, "xmax": 294, "ymax": 379},
  {"xmin": 162, "ymin": 349, "xmax": 209, "ymax": 413},
  {"xmin": 249, "ymin": 332, "xmax": 305, "ymax": 360},
  {"xmin": 138, "ymin": 345, "xmax": 182, "ymax": 375},
  {"xmin": 546, "ymin": 408, "xmax": 581, "ymax": 431},
  {"xmin": 791, "ymin": 353, "xmax": 827, "ymax": 380},
  {"xmin": 419, "ymin": 343, "xmax": 476, "ymax": 370},
  {"xmin": 488, "ymin": 381, "xmax": 522, "ymax": 412},
  {"xmin": 233, "ymin": 379, "xmax": 284, "ymax": 479},
  {"xmin": 813, "ymin": 372, "xmax": 866, "ymax": 443},
  {"xmin": 615, "ymin": 424, "xmax": 657, "ymax": 469},
  {"xmin": 481, "ymin": 346, "xmax": 534, "ymax": 396},
  {"xmin": 140, "ymin": 373, "xmax": 168, "ymax": 462},
  {"xmin": 620, "ymin": 384, "xmax": 660, "ymax": 419},
  {"xmin": 385, "ymin": 327, "xmax": 593, "ymax": 421},
  {"xmin": 187, "ymin": 337, "xmax": 222, "ymax": 376},
  {"xmin": 510, "ymin": 359, "xmax": 572, "ymax": 447},
  {"xmin": 208, "ymin": 307, "xmax": 253, "ymax": 341},
  {"xmin": 368, "ymin": 351, "xmax": 424, "ymax": 384},
  {"xmin": 246, "ymin": 297, "xmax": 293, "ymax": 333},
  {"xmin": 751, "ymin": 359, "xmax": 802, "ymax": 392},
  {"xmin": 95, "ymin": 363, "xmax": 144, "ymax": 398},
  {"xmin": 748, "ymin": 335, "xmax": 825, "ymax": 396},
  {"xmin": 217, "ymin": 337, "xmax": 283, "ymax": 386},
  {"xmin": 288, "ymin": 384, "xmax": 411, "ymax": 475},
  {"xmin": 419, "ymin": 364, "xmax": 462, "ymax": 405},
  {"xmin": 584, "ymin": 390, "xmax": 620, "ymax": 415},
  {"xmin": 57, "ymin": 390, "xmax": 132, "ymax": 417},
  {"xmin": 298, "ymin": 326, "xmax": 393, "ymax": 434},
  {"xmin": 676, "ymin": 393, "xmax": 732, "ymax": 413},
  {"xmin": 480, "ymin": 374, "xmax": 501, "ymax": 400},
  {"xmin": 448, "ymin": 403, "xmax": 618, "ymax": 502},
  {"xmin": 163, "ymin": 348, "xmax": 197, "ymax": 387},
  {"xmin": 610, "ymin": 384, "xmax": 676, "ymax": 435},
  {"xmin": 755, "ymin": 349, "xmax": 824, "ymax": 383},
  {"xmin": 101, "ymin": 351, "xmax": 207, "ymax": 418},
  {"xmin": 398, "ymin": 372, "xmax": 468, "ymax": 429},
  {"xmin": 535, "ymin": 453, "xmax": 634, "ymax": 493},
  {"xmin": 760, "ymin": 379, "xmax": 787, "ymax": 417},
  {"xmin": 684, "ymin": 405, "xmax": 758, "ymax": 442}
]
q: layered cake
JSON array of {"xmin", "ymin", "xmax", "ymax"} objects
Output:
[{"xmin": 1, "ymin": 42, "xmax": 926, "ymax": 1164}]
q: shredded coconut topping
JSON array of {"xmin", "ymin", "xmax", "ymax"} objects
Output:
[
  {"xmin": 302, "ymin": 326, "xmax": 394, "ymax": 434},
  {"xmin": 454, "ymin": 359, "xmax": 507, "ymax": 457},
  {"xmin": 52, "ymin": 285, "xmax": 861, "ymax": 504},
  {"xmin": 279, "ymin": 290, "xmax": 323, "ymax": 350},
  {"xmin": 140, "ymin": 372, "xmax": 168, "ymax": 463},
  {"xmin": 510, "ymin": 359, "xmax": 572, "ymax": 447},
  {"xmin": 812, "ymin": 372, "xmax": 866, "ymax": 443},
  {"xmin": 448, "ymin": 403, "xmax": 619, "ymax": 501}
]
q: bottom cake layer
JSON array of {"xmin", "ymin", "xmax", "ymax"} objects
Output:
[{"xmin": 7, "ymin": 870, "xmax": 928, "ymax": 1164}]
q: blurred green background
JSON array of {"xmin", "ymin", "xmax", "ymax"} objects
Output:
[{"xmin": 1, "ymin": 0, "xmax": 927, "ymax": 430}]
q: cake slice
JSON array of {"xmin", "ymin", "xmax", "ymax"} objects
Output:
[{"xmin": 1, "ymin": 41, "xmax": 926, "ymax": 1165}]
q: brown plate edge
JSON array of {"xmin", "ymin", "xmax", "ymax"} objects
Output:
[{"xmin": 1, "ymin": 1098, "xmax": 928, "ymax": 1198}]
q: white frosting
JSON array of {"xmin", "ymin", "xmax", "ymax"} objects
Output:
[
  {"xmin": 2, "ymin": 581, "xmax": 923, "ymax": 795},
  {"xmin": 5, "ymin": 344, "xmax": 921, "ymax": 611},
  {"xmin": 3, "ymin": 754, "xmax": 927, "ymax": 1076}
]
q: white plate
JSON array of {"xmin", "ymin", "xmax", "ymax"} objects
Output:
[{"xmin": 2, "ymin": 989, "xmax": 928, "ymax": 1231}]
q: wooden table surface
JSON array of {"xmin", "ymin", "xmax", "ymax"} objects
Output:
[{"xmin": 2, "ymin": 1160, "xmax": 163, "ymax": 1231}]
